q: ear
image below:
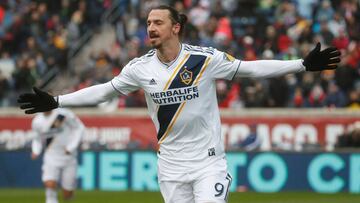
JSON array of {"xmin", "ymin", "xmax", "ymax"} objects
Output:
[{"xmin": 172, "ymin": 23, "xmax": 181, "ymax": 35}]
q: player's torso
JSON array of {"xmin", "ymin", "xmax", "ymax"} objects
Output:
[
  {"xmin": 131, "ymin": 45, "xmax": 225, "ymax": 170},
  {"xmin": 33, "ymin": 109, "xmax": 75, "ymax": 160}
]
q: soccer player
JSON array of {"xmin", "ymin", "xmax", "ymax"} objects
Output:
[
  {"xmin": 19, "ymin": 5, "xmax": 341, "ymax": 203},
  {"xmin": 31, "ymin": 108, "xmax": 85, "ymax": 203}
]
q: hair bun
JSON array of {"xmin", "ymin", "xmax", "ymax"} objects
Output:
[{"xmin": 179, "ymin": 13, "xmax": 188, "ymax": 24}]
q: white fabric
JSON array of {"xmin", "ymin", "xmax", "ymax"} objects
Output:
[
  {"xmin": 61, "ymin": 163, "xmax": 78, "ymax": 190},
  {"xmin": 235, "ymin": 59, "xmax": 305, "ymax": 78},
  {"xmin": 112, "ymin": 44, "xmax": 239, "ymax": 177},
  {"xmin": 58, "ymin": 82, "xmax": 118, "ymax": 107},
  {"xmin": 42, "ymin": 161, "xmax": 77, "ymax": 190},
  {"xmin": 159, "ymin": 159, "xmax": 231, "ymax": 203},
  {"xmin": 33, "ymin": 108, "xmax": 82, "ymax": 191},
  {"xmin": 31, "ymin": 108, "xmax": 84, "ymax": 166},
  {"xmin": 45, "ymin": 188, "xmax": 58, "ymax": 203}
]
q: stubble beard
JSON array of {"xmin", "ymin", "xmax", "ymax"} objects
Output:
[{"xmin": 150, "ymin": 40, "xmax": 162, "ymax": 49}]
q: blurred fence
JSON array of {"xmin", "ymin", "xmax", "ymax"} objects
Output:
[
  {"xmin": 0, "ymin": 108, "xmax": 359, "ymax": 192},
  {"xmin": 0, "ymin": 150, "xmax": 359, "ymax": 193},
  {"xmin": 0, "ymin": 108, "xmax": 359, "ymax": 151}
]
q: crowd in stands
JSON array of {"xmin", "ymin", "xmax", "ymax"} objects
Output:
[
  {"xmin": 336, "ymin": 121, "xmax": 360, "ymax": 148},
  {"xmin": 0, "ymin": 0, "xmax": 359, "ymax": 109},
  {"xmin": 0, "ymin": 0, "xmax": 107, "ymax": 106}
]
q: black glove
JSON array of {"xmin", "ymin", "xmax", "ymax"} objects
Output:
[
  {"xmin": 17, "ymin": 87, "xmax": 59, "ymax": 114},
  {"xmin": 303, "ymin": 42, "xmax": 341, "ymax": 71}
]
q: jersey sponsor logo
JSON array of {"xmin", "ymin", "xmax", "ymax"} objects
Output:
[
  {"xmin": 150, "ymin": 86, "xmax": 199, "ymax": 105},
  {"xmin": 179, "ymin": 68, "xmax": 193, "ymax": 85},
  {"xmin": 149, "ymin": 78, "xmax": 157, "ymax": 85}
]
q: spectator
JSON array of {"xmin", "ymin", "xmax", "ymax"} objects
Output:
[
  {"xmin": 336, "ymin": 121, "xmax": 360, "ymax": 148},
  {"xmin": 0, "ymin": 0, "xmax": 359, "ymax": 109},
  {"xmin": 305, "ymin": 84, "xmax": 326, "ymax": 107},
  {"xmin": 0, "ymin": 69, "xmax": 9, "ymax": 106},
  {"xmin": 325, "ymin": 81, "xmax": 347, "ymax": 107},
  {"xmin": 347, "ymin": 89, "xmax": 360, "ymax": 109},
  {"xmin": 315, "ymin": 0, "xmax": 334, "ymax": 22}
]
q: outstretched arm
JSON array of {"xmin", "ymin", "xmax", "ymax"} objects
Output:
[
  {"xmin": 18, "ymin": 81, "xmax": 119, "ymax": 114},
  {"xmin": 235, "ymin": 43, "xmax": 341, "ymax": 78},
  {"xmin": 237, "ymin": 59, "xmax": 305, "ymax": 78},
  {"xmin": 58, "ymin": 81, "xmax": 118, "ymax": 107}
]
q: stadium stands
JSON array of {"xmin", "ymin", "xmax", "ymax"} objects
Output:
[{"xmin": 0, "ymin": 0, "xmax": 359, "ymax": 108}]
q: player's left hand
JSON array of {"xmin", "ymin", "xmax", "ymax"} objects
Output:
[
  {"xmin": 17, "ymin": 87, "xmax": 59, "ymax": 114},
  {"xmin": 303, "ymin": 42, "xmax": 341, "ymax": 71}
]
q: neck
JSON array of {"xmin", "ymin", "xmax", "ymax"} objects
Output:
[{"xmin": 156, "ymin": 41, "xmax": 181, "ymax": 63}]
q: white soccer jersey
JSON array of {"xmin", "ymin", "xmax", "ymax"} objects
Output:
[
  {"xmin": 111, "ymin": 44, "xmax": 240, "ymax": 178},
  {"xmin": 31, "ymin": 108, "xmax": 85, "ymax": 167}
]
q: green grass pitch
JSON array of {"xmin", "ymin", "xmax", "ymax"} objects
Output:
[{"xmin": 0, "ymin": 189, "xmax": 359, "ymax": 203}]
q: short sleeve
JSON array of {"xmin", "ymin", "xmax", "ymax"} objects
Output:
[
  {"xmin": 111, "ymin": 63, "xmax": 141, "ymax": 95},
  {"xmin": 208, "ymin": 49, "xmax": 241, "ymax": 80}
]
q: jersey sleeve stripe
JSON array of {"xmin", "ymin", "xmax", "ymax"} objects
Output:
[
  {"xmin": 231, "ymin": 60, "xmax": 241, "ymax": 81},
  {"xmin": 193, "ymin": 57, "xmax": 211, "ymax": 85},
  {"xmin": 163, "ymin": 54, "xmax": 190, "ymax": 90}
]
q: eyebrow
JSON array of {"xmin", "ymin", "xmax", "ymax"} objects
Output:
[{"xmin": 147, "ymin": 19, "xmax": 164, "ymax": 23}]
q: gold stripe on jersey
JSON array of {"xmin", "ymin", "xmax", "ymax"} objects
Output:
[
  {"xmin": 156, "ymin": 54, "xmax": 207, "ymax": 142},
  {"xmin": 159, "ymin": 102, "xmax": 186, "ymax": 144},
  {"xmin": 163, "ymin": 53, "xmax": 190, "ymax": 90},
  {"xmin": 193, "ymin": 57, "xmax": 211, "ymax": 86}
]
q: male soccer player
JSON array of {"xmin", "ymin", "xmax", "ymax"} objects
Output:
[
  {"xmin": 19, "ymin": 5, "xmax": 340, "ymax": 203},
  {"xmin": 31, "ymin": 108, "xmax": 85, "ymax": 203}
]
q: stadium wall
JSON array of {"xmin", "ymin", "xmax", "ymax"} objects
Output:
[
  {"xmin": 0, "ymin": 108, "xmax": 358, "ymax": 151},
  {"xmin": 0, "ymin": 151, "xmax": 359, "ymax": 193},
  {"xmin": 0, "ymin": 108, "xmax": 359, "ymax": 193}
]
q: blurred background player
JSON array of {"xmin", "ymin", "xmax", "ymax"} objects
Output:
[
  {"xmin": 31, "ymin": 108, "xmax": 85, "ymax": 203},
  {"xmin": 239, "ymin": 124, "xmax": 262, "ymax": 151}
]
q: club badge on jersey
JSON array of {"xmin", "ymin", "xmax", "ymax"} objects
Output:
[{"xmin": 180, "ymin": 67, "xmax": 193, "ymax": 85}]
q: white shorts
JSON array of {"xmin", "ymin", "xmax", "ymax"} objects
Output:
[
  {"xmin": 159, "ymin": 160, "xmax": 232, "ymax": 203},
  {"xmin": 42, "ymin": 162, "xmax": 78, "ymax": 190}
]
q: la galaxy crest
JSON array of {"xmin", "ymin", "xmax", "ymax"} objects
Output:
[{"xmin": 180, "ymin": 67, "xmax": 193, "ymax": 85}]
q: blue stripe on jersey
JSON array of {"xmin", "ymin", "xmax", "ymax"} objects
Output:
[
  {"xmin": 169, "ymin": 54, "xmax": 207, "ymax": 89},
  {"xmin": 46, "ymin": 114, "xmax": 65, "ymax": 148},
  {"xmin": 157, "ymin": 55, "xmax": 207, "ymax": 141}
]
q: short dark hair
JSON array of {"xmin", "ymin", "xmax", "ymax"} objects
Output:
[{"xmin": 151, "ymin": 5, "xmax": 188, "ymax": 37}]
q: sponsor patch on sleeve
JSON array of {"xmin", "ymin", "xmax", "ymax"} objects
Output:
[{"xmin": 223, "ymin": 53, "xmax": 235, "ymax": 62}]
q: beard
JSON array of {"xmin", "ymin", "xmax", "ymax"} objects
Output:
[
  {"xmin": 149, "ymin": 32, "xmax": 162, "ymax": 48},
  {"xmin": 150, "ymin": 38, "xmax": 162, "ymax": 49}
]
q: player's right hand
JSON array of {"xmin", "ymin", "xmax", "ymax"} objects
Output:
[{"xmin": 18, "ymin": 87, "xmax": 59, "ymax": 114}]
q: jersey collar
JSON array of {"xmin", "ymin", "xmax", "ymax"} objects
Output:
[{"xmin": 156, "ymin": 43, "xmax": 183, "ymax": 69}]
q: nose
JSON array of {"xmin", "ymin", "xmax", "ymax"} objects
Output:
[{"xmin": 148, "ymin": 23, "xmax": 155, "ymax": 32}]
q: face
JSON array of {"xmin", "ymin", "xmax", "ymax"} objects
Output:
[{"xmin": 147, "ymin": 9, "xmax": 180, "ymax": 48}]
